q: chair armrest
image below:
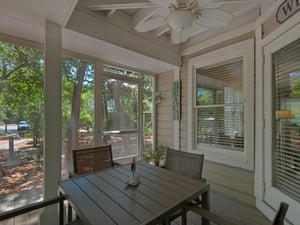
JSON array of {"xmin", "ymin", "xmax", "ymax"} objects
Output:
[
  {"xmin": 200, "ymin": 178, "xmax": 206, "ymax": 183},
  {"xmin": 113, "ymin": 161, "xmax": 121, "ymax": 167},
  {"xmin": 186, "ymin": 205, "xmax": 239, "ymax": 225},
  {"xmin": 69, "ymin": 171, "xmax": 77, "ymax": 178},
  {"xmin": 0, "ymin": 196, "xmax": 65, "ymax": 222}
]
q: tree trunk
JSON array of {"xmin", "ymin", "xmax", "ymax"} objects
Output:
[
  {"xmin": 112, "ymin": 81, "xmax": 128, "ymax": 156},
  {"xmin": 0, "ymin": 164, "xmax": 6, "ymax": 177},
  {"xmin": 65, "ymin": 62, "xmax": 87, "ymax": 172}
]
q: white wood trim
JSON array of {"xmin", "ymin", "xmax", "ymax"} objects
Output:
[
  {"xmin": 41, "ymin": 21, "xmax": 62, "ymax": 225},
  {"xmin": 263, "ymin": 22, "xmax": 300, "ymax": 225},
  {"xmin": 261, "ymin": 10, "xmax": 300, "ymax": 47},
  {"xmin": 254, "ymin": 23, "xmax": 265, "ymax": 202},
  {"xmin": 187, "ymin": 39, "xmax": 254, "ymax": 170},
  {"xmin": 67, "ymin": 8, "xmax": 181, "ymax": 67},
  {"xmin": 255, "ymin": 4, "xmax": 300, "ymax": 223},
  {"xmin": 255, "ymin": 0, "xmax": 284, "ymax": 26},
  {"xmin": 187, "ymin": 58, "xmax": 194, "ymax": 151},
  {"xmin": 94, "ymin": 60, "xmax": 104, "ymax": 146},
  {"xmin": 181, "ymin": 23, "xmax": 255, "ymax": 56}
]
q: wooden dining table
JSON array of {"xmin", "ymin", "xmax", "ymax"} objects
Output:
[{"xmin": 59, "ymin": 161, "xmax": 210, "ymax": 225}]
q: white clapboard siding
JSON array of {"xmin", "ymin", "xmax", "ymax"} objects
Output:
[{"xmin": 156, "ymin": 70, "xmax": 174, "ymax": 148}]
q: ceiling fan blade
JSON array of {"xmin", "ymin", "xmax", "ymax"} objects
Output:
[
  {"xmin": 135, "ymin": 17, "xmax": 166, "ymax": 32},
  {"xmin": 195, "ymin": 8, "xmax": 232, "ymax": 28},
  {"xmin": 171, "ymin": 28, "xmax": 190, "ymax": 44}
]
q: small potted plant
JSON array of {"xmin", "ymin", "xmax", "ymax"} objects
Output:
[{"xmin": 143, "ymin": 145, "xmax": 166, "ymax": 166}]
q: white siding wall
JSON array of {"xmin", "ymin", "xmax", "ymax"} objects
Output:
[
  {"xmin": 156, "ymin": 70, "xmax": 174, "ymax": 148},
  {"xmin": 203, "ymin": 161, "xmax": 255, "ymax": 205}
]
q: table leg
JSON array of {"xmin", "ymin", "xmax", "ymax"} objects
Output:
[
  {"xmin": 181, "ymin": 207, "xmax": 187, "ymax": 225},
  {"xmin": 201, "ymin": 190, "xmax": 210, "ymax": 225},
  {"xmin": 162, "ymin": 217, "xmax": 170, "ymax": 225}
]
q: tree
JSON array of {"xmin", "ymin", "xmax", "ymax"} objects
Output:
[
  {"xmin": 67, "ymin": 61, "xmax": 87, "ymax": 155},
  {"xmin": 0, "ymin": 42, "xmax": 44, "ymax": 143},
  {"xmin": 0, "ymin": 42, "xmax": 44, "ymax": 177},
  {"xmin": 61, "ymin": 56, "xmax": 94, "ymax": 171}
]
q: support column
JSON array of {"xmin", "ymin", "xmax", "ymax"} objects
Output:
[
  {"xmin": 41, "ymin": 21, "xmax": 62, "ymax": 225},
  {"xmin": 94, "ymin": 60, "xmax": 104, "ymax": 146}
]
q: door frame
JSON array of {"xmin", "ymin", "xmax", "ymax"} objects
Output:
[
  {"xmin": 263, "ymin": 22, "xmax": 300, "ymax": 224},
  {"xmin": 96, "ymin": 65, "xmax": 144, "ymax": 160}
]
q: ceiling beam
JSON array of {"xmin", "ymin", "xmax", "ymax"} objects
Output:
[
  {"xmin": 152, "ymin": 25, "xmax": 170, "ymax": 37},
  {"xmin": 79, "ymin": 0, "xmax": 156, "ymax": 10},
  {"xmin": 106, "ymin": 9, "xmax": 117, "ymax": 17},
  {"xmin": 132, "ymin": 8, "xmax": 158, "ymax": 30},
  {"xmin": 67, "ymin": 8, "xmax": 181, "ymax": 66},
  {"xmin": 211, "ymin": 0, "xmax": 259, "ymax": 3}
]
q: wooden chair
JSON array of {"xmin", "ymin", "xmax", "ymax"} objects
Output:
[
  {"xmin": 165, "ymin": 148, "xmax": 205, "ymax": 182},
  {"xmin": 68, "ymin": 145, "xmax": 117, "ymax": 224},
  {"xmin": 72, "ymin": 144, "xmax": 115, "ymax": 176},
  {"xmin": 164, "ymin": 148, "xmax": 205, "ymax": 223},
  {"xmin": 185, "ymin": 202, "xmax": 289, "ymax": 225}
]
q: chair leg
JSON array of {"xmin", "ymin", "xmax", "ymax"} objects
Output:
[
  {"xmin": 59, "ymin": 198, "xmax": 64, "ymax": 225},
  {"xmin": 68, "ymin": 203, "xmax": 73, "ymax": 222},
  {"xmin": 161, "ymin": 216, "xmax": 171, "ymax": 225}
]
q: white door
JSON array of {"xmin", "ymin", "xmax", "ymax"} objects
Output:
[
  {"xmin": 264, "ymin": 22, "xmax": 300, "ymax": 224},
  {"xmin": 101, "ymin": 74, "xmax": 142, "ymax": 160}
]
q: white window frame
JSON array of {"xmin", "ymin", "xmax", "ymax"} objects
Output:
[
  {"xmin": 263, "ymin": 22, "xmax": 300, "ymax": 224},
  {"xmin": 187, "ymin": 39, "xmax": 254, "ymax": 170}
]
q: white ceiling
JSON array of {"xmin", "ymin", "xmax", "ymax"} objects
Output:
[
  {"xmin": 0, "ymin": 0, "xmax": 275, "ymax": 74},
  {"xmin": 76, "ymin": 0, "xmax": 263, "ymax": 45},
  {"xmin": 0, "ymin": 0, "xmax": 77, "ymax": 27}
]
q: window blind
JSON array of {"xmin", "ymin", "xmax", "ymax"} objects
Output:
[
  {"xmin": 195, "ymin": 57, "xmax": 244, "ymax": 151},
  {"xmin": 273, "ymin": 38, "xmax": 300, "ymax": 202}
]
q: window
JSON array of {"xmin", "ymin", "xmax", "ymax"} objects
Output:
[
  {"xmin": 272, "ymin": 38, "xmax": 300, "ymax": 202},
  {"xmin": 188, "ymin": 39, "xmax": 254, "ymax": 170},
  {"xmin": 195, "ymin": 57, "xmax": 244, "ymax": 151}
]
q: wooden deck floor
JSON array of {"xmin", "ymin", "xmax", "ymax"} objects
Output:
[
  {"xmin": 0, "ymin": 188, "xmax": 271, "ymax": 225},
  {"xmin": 172, "ymin": 190, "xmax": 271, "ymax": 225}
]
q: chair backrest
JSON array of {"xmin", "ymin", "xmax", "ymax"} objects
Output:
[
  {"xmin": 165, "ymin": 148, "xmax": 204, "ymax": 180},
  {"xmin": 272, "ymin": 202, "xmax": 289, "ymax": 225},
  {"xmin": 73, "ymin": 144, "xmax": 114, "ymax": 175}
]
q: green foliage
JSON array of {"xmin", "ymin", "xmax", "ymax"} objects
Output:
[
  {"xmin": 143, "ymin": 145, "xmax": 166, "ymax": 166},
  {"xmin": 0, "ymin": 42, "xmax": 44, "ymax": 123},
  {"xmin": 0, "ymin": 41, "xmax": 44, "ymax": 145},
  {"xmin": 291, "ymin": 74, "xmax": 300, "ymax": 97}
]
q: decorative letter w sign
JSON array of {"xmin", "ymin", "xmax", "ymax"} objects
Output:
[{"xmin": 277, "ymin": 0, "xmax": 300, "ymax": 23}]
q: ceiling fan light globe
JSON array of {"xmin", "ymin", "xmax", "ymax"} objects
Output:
[{"xmin": 168, "ymin": 11, "xmax": 194, "ymax": 31}]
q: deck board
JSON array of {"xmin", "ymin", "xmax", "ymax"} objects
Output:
[{"xmin": 0, "ymin": 188, "xmax": 271, "ymax": 225}]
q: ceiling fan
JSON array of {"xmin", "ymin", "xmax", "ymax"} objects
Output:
[{"xmin": 135, "ymin": 0, "xmax": 233, "ymax": 44}]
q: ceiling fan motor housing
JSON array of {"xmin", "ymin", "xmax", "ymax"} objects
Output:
[{"xmin": 168, "ymin": 11, "xmax": 194, "ymax": 31}]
